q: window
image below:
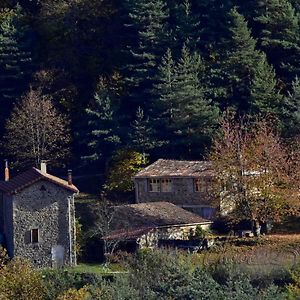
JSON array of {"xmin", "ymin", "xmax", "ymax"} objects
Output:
[
  {"xmin": 148, "ymin": 179, "xmax": 160, "ymax": 192},
  {"xmin": 148, "ymin": 178, "xmax": 173, "ymax": 192},
  {"xmin": 194, "ymin": 177, "xmax": 213, "ymax": 193},
  {"xmin": 194, "ymin": 178, "xmax": 206, "ymax": 192},
  {"xmin": 161, "ymin": 178, "xmax": 172, "ymax": 192},
  {"xmin": 30, "ymin": 229, "xmax": 39, "ymax": 243}
]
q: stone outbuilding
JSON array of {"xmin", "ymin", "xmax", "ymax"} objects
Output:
[
  {"xmin": 133, "ymin": 159, "xmax": 216, "ymax": 219},
  {"xmin": 0, "ymin": 164, "xmax": 78, "ymax": 268},
  {"xmin": 104, "ymin": 202, "xmax": 212, "ymax": 249}
]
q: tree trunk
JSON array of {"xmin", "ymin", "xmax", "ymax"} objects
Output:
[{"xmin": 252, "ymin": 220, "xmax": 261, "ymax": 237}]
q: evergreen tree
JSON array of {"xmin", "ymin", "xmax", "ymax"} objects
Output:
[
  {"xmin": 170, "ymin": 0, "xmax": 201, "ymax": 54},
  {"xmin": 254, "ymin": 0, "xmax": 300, "ymax": 86},
  {"xmin": 128, "ymin": 106, "xmax": 156, "ymax": 156},
  {"xmin": 192, "ymin": 0, "xmax": 233, "ymax": 112},
  {"xmin": 154, "ymin": 46, "xmax": 219, "ymax": 157},
  {"xmin": 281, "ymin": 77, "xmax": 300, "ymax": 136},
  {"xmin": 152, "ymin": 48, "xmax": 177, "ymax": 145},
  {"xmin": 123, "ymin": 0, "xmax": 169, "ymax": 114},
  {"xmin": 223, "ymin": 8, "xmax": 280, "ymax": 116},
  {"xmin": 173, "ymin": 45, "xmax": 219, "ymax": 154},
  {"xmin": 194, "ymin": 0, "xmax": 233, "ymax": 57},
  {"xmin": 0, "ymin": 5, "xmax": 33, "ymax": 132},
  {"xmin": 250, "ymin": 53, "xmax": 282, "ymax": 115},
  {"xmin": 82, "ymin": 81, "xmax": 121, "ymax": 163},
  {"xmin": 290, "ymin": 0, "xmax": 300, "ymax": 14}
]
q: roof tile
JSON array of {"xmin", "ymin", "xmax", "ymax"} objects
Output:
[
  {"xmin": 104, "ymin": 202, "xmax": 211, "ymax": 240},
  {"xmin": 134, "ymin": 159, "xmax": 214, "ymax": 178},
  {"xmin": 0, "ymin": 168, "xmax": 79, "ymax": 194}
]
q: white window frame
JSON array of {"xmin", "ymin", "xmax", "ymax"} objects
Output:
[
  {"xmin": 161, "ymin": 178, "xmax": 172, "ymax": 193},
  {"xmin": 148, "ymin": 179, "xmax": 161, "ymax": 192},
  {"xmin": 30, "ymin": 228, "xmax": 39, "ymax": 244}
]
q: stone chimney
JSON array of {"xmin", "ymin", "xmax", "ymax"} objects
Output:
[
  {"xmin": 4, "ymin": 159, "xmax": 9, "ymax": 182},
  {"xmin": 67, "ymin": 169, "xmax": 72, "ymax": 185},
  {"xmin": 40, "ymin": 161, "xmax": 47, "ymax": 173}
]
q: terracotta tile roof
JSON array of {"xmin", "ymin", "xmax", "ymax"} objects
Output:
[
  {"xmin": 134, "ymin": 159, "xmax": 214, "ymax": 178},
  {"xmin": 0, "ymin": 168, "xmax": 79, "ymax": 195},
  {"xmin": 112, "ymin": 202, "xmax": 211, "ymax": 229}
]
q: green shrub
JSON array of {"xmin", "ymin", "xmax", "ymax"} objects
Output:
[
  {"xmin": 190, "ymin": 225, "xmax": 208, "ymax": 240},
  {"xmin": 120, "ymin": 249, "xmax": 286, "ymax": 300},
  {"xmin": 42, "ymin": 269, "xmax": 95, "ymax": 300},
  {"xmin": 286, "ymin": 263, "xmax": 300, "ymax": 299}
]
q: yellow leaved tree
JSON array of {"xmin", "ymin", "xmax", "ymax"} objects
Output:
[{"xmin": 0, "ymin": 257, "xmax": 45, "ymax": 300}]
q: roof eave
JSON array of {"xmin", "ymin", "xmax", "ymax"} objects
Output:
[{"xmin": 134, "ymin": 175, "xmax": 213, "ymax": 179}]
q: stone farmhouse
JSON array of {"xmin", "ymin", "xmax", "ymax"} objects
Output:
[
  {"xmin": 133, "ymin": 159, "xmax": 216, "ymax": 219},
  {"xmin": 104, "ymin": 201, "xmax": 212, "ymax": 249},
  {"xmin": 0, "ymin": 162, "xmax": 78, "ymax": 268}
]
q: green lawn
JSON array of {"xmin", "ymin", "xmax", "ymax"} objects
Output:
[{"xmin": 71, "ymin": 263, "xmax": 125, "ymax": 274}]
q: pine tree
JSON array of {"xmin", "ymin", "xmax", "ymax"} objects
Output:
[
  {"xmin": 123, "ymin": 0, "xmax": 169, "ymax": 114},
  {"xmin": 194, "ymin": 0, "xmax": 233, "ymax": 57},
  {"xmin": 152, "ymin": 48, "xmax": 177, "ymax": 144},
  {"xmin": 82, "ymin": 81, "xmax": 121, "ymax": 163},
  {"xmin": 154, "ymin": 46, "xmax": 219, "ymax": 156},
  {"xmin": 223, "ymin": 8, "xmax": 280, "ymax": 116},
  {"xmin": 0, "ymin": 5, "xmax": 33, "ymax": 132},
  {"xmin": 170, "ymin": 0, "xmax": 201, "ymax": 54},
  {"xmin": 129, "ymin": 106, "xmax": 156, "ymax": 156},
  {"xmin": 173, "ymin": 45, "xmax": 219, "ymax": 154},
  {"xmin": 281, "ymin": 77, "xmax": 300, "ymax": 136},
  {"xmin": 254, "ymin": 0, "xmax": 300, "ymax": 86},
  {"xmin": 250, "ymin": 53, "xmax": 282, "ymax": 115},
  {"xmin": 290, "ymin": 0, "xmax": 300, "ymax": 14}
]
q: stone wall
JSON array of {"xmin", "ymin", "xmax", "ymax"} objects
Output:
[
  {"xmin": 12, "ymin": 180, "xmax": 76, "ymax": 268},
  {"xmin": 2, "ymin": 193, "xmax": 13, "ymax": 257},
  {"xmin": 138, "ymin": 223, "xmax": 211, "ymax": 248},
  {"xmin": 135, "ymin": 178, "xmax": 212, "ymax": 206}
]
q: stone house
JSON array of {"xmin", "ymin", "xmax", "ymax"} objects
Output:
[
  {"xmin": 0, "ymin": 163, "xmax": 78, "ymax": 268},
  {"xmin": 133, "ymin": 159, "xmax": 216, "ymax": 219},
  {"xmin": 104, "ymin": 202, "xmax": 212, "ymax": 250}
]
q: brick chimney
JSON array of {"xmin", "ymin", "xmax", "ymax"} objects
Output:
[
  {"xmin": 4, "ymin": 159, "xmax": 9, "ymax": 182},
  {"xmin": 67, "ymin": 169, "xmax": 72, "ymax": 185},
  {"xmin": 40, "ymin": 161, "xmax": 47, "ymax": 173}
]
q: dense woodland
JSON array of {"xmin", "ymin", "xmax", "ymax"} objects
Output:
[{"xmin": 1, "ymin": 0, "xmax": 300, "ymax": 176}]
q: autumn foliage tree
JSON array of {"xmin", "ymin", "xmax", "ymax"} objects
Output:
[
  {"xmin": 210, "ymin": 115, "xmax": 300, "ymax": 234},
  {"xmin": 105, "ymin": 149, "xmax": 146, "ymax": 193},
  {"xmin": 4, "ymin": 88, "xmax": 71, "ymax": 168},
  {"xmin": 0, "ymin": 257, "xmax": 45, "ymax": 300}
]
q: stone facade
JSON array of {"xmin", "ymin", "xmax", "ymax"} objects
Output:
[
  {"xmin": 137, "ymin": 223, "xmax": 211, "ymax": 248},
  {"xmin": 134, "ymin": 177, "xmax": 216, "ymax": 218},
  {"xmin": 135, "ymin": 177, "xmax": 211, "ymax": 205},
  {"xmin": 0, "ymin": 172, "xmax": 78, "ymax": 268}
]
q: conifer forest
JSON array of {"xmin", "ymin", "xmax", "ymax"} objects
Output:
[{"xmin": 1, "ymin": 0, "xmax": 300, "ymax": 174}]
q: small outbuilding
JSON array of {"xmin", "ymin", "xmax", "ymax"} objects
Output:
[{"xmin": 104, "ymin": 202, "xmax": 212, "ymax": 249}]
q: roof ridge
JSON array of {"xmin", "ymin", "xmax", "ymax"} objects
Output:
[
  {"xmin": 134, "ymin": 159, "xmax": 214, "ymax": 178},
  {"xmin": 0, "ymin": 167, "xmax": 78, "ymax": 194}
]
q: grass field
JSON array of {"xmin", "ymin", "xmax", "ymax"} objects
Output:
[
  {"xmin": 189, "ymin": 234, "xmax": 300, "ymax": 284},
  {"xmin": 71, "ymin": 263, "xmax": 125, "ymax": 274}
]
